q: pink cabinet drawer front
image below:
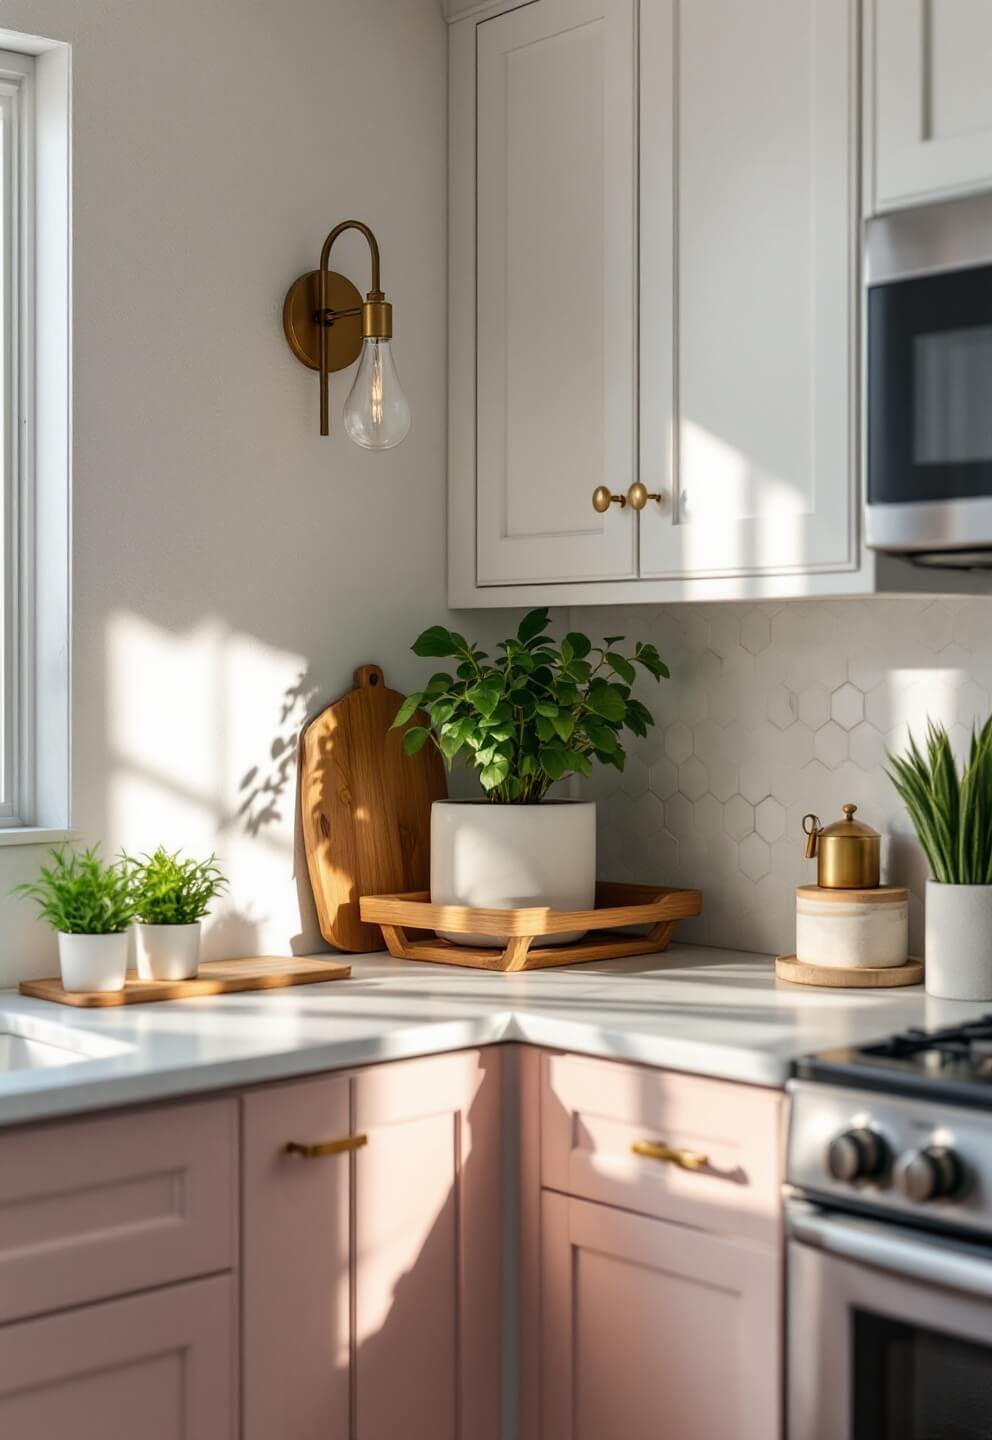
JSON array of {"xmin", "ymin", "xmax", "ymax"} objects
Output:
[
  {"xmin": 541, "ymin": 1052, "xmax": 784, "ymax": 1244},
  {"xmin": 0, "ymin": 1097, "xmax": 237, "ymax": 1324}
]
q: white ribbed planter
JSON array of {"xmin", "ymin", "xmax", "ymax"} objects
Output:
[
  {"xmin": 58, "ymin": 932, "xmax": 129, "ymax": 994},
  {"xmin": 925, "ymin": 880, "xmax": 992, "ymax": 1000},
  {"xmin": 135, "ymin": 921, "xmax": 201, "ymax": 981},
  {"xmin": 430, "ymin": 799, "xmax": 596, "ymax": 947}
]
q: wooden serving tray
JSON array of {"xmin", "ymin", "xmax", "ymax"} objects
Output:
[
  {"xmin": 20, "ymin": 956, "xmax": 352, "ymax": 1008},
  {"xmin": 775, "ymin": 954, "xmax": 923, "ymax": 989},
  {"xmin": 359, "ymin": 882, "xmax": 702, "ymax": 972}
]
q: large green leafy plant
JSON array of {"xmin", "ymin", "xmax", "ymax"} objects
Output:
[
  {"xmin": 15, "ymin": 846, "xmax": 137, "ymax": 934},
  {"xmin": 887, "ymin": 717, "xmax": 992, "ymax": 884},
  {"xmin": 392, "ymin": 608, "xmax": 669, "ymax": 803},
  {"xmin": 128, "ymin": 847, "xmax": 227, "ymax": 925}
]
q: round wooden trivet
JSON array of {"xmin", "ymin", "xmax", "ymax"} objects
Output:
[{"xmin": 775, "ymin": 954, "xmax": 923, "ymax": 989}]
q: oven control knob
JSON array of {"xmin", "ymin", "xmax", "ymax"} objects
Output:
[
  {"xmin": 895, "ymin": 1146, "xmax": 963, "ymax": 1203},
  {"xmin": 826, "ymin": 1128, "xmax": 887, "ymax": 1184}
]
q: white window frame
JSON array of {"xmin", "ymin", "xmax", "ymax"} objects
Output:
[{"xmin": 0, "ymin": 50, "xmax": 33, "ymax": 827}]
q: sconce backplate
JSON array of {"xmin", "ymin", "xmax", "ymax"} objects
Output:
[{"xmin": 283, "ymin": 270, "xmax": 363, "ymax": 372}]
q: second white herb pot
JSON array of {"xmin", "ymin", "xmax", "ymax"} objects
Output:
[
  {"xmin": 430, "ymin": 799, "xmax": 597, "ymax": 947},
  {"xmin": 925, "ymin": 880, "xmax": 992, "ymax": 1000},
  {"xmin": 135, "ymin": 921, "xmax": 201, "ymax": 981},
  {"xmin": 58, "ymin": 931, "xmax": 129, "ymax": 994}
]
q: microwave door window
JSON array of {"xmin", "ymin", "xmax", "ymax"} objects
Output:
[
  {"xmin": 915, "ymin": 326, "xmax": 992, "ymax": 466},
  {"xmin": 852, "ymin": 1309, "xmax": 992, "ymax": 1439},
  {"xmin": 869, "ymin": 261, "xmax": 992, "ymax": 505}
]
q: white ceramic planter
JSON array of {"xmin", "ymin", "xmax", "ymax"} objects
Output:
[
  {"xmin": 135, "ymin": 921, "xmax": 201, "ymax": 981},
  {"xmin": 430, "ymin": 799, "xmax": 596, "ymax": 946},
  {"xmin": 925, "ymin": 881, "xmax": 992, "ymax": 1000},
  {"xmin": 57, "ymin": 931, "xmax": 129, "ymax": 994}
]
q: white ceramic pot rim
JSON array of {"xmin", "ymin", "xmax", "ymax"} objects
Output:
[{"xmin": 433, "ymin": 798, "xmax": 592, "ymax": 806}]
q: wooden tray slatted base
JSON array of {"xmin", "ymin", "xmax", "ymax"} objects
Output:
[
  {"xmin": 20, "ymin": 956, "xmax": 352, "ymax": 1008},
  {"xmin": 360, "ymin": 882, "xmax": 702, "ymax": 972}
]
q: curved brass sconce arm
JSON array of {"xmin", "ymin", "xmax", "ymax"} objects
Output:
[{"xmin": 283, "ymin": 218, "xmax": 395, "ymax": 437}]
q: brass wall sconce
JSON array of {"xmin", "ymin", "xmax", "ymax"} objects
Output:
[{"xmin": 283, "ymin": 220, "xmax": 411, "ymax": 450}]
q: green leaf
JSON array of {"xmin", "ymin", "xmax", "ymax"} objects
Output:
[
  {"xmin": 535, "ymin": 715, "xmax": 556, "ymax": 743},
  {"xmin": 517, "ymin": 608, "xmax": 551, "ymax": 644},
  {"xmin": 551, "ymin": 712, "xmax": 575, "ymax": 743},
  {"xmin": 535, "ymin": 702, "xmax": 559, "ymax": 718},
  {"xmin": 390, "ymin": 692, "xmax": 422, "ymax": 729},
  {"xmin": 480, "ymin": 755, "xmax": 510, "ymax": 791},
  {"xmin": 403, "ymin": 726, "xmax": 430, "ymax": 755},
  {"xmin": 467, "ymin": 680, "xmax": 502, "ymax": 717},
  {"xmin": 563, "ymin": 632, "xmax": 592, "ymax": 659},
  {"xmin": 587, "ymin": 681, "xmax": 626, "ymax": 723},
  {"xmin": 606, "ymin": 652, "xmax": 636, "ymax": 685},
  {"xmin": 603, "ymin": 635, "xmax": 624, "ymax": 646},
  {"xmin": 412, "ymin": 625, "xmax": 460, "ymax": 658},
  {"xmin": 539, "ymin": 747, "xmax": 570, "ymax": 782},
  {"xmin": 428, "ymin": 699, "xmax": 456, "ymax": 728}
]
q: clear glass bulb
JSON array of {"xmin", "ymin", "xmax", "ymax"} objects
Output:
[{"xmin": 343, "ymin": 337, "xmax": 411, "ymax": 450}]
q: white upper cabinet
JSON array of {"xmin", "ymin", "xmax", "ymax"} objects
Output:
[
  {"xmin": 474, "ymin": 0, "xmax": 638, "ymax": 586},
  {"xmin": 639, "ymin": 0, "xmax": 857, "ymax": 580},
  {"xmin": 872, "ymin": 0, "xmax": 992, "ymax": 211},
  {"xmin": 449, "ymin": 0, "xmax": 968, "ymax": 605}
]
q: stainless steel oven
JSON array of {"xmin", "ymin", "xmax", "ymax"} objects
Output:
[
  {"xmin": 788, "ymin": 1199, "xmax": 992, "ymax": 1439},
  {"xmin": 866, "ymin": 193, "xmax": 992, "ymax": 566}
]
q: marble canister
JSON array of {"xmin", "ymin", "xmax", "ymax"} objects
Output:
[{"xmin": 795, "ymin": 885, "xmax": 909, "ymax": 969}]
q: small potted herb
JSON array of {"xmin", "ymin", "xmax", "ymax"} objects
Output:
[
  {"xmin": 15, "ymin": 846, "xmax": 137, "ymax": 993},
  {"xmin": 888, "ymin": 717, "xmax": 992, "ymax": 999},
  {"xmin": 129, "ymin": 848, "xmax": 227, "ymax": 980},
  {"xmin": 393, "ymin": 609, "xmax": 668, "ymax": 945}
]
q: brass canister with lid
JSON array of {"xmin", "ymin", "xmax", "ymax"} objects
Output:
[{"xmin": 801, "ymin": 804, "xmax": 881, "ymax": 889}]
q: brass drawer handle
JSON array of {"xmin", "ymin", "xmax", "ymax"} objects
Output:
[
  {"xmin": 631, "ymin": 1139, "xmax": 709, "ymax": 1172},
  {"xmin": 592, "ymin": 486, "xmax": 627, "ymax": 513},
  {"xmin": 285, "ymin": 1134, "xmax": 368, "ymax": 1160}
]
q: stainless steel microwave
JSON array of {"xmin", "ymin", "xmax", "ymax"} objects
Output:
[{"xmin": 866, "ymin": 194, "xmax": 992, "ymax": 568}]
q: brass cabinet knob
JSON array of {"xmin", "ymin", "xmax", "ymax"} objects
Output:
[
  {"xmin": 592, "ymin": 486, "xmax": 627, "ymax": 513},
  {"xmin": 627, "ymin": 482, "xmax": 664, "ymax": 510}
]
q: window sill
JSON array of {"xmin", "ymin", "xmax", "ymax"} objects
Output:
[{"xmin": 0, "ymin": 827, "xmax": 73, "ymax": 848}]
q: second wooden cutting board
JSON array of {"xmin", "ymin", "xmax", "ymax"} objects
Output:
[{"xmin": 301, "ymin": 664, "xmax": 447, "ymax": 952}]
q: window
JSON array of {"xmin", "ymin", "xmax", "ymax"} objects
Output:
[{"xmin": 0, "ymin": 49, "xmax": 32, "ymax": 826}]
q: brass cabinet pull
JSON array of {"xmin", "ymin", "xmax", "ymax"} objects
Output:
[
  {"xmin": 285, "ymin": 1134, "xmax": 368, "ymax": 1160},
  {"xmin": 626, "ymin": 482, "xmax": 664, "ymax": 511},
  {"xmin": 592, "ymin": 486, "xmax": 627, "ymax": 513},
  {"xmin": 631, "ymin": 1139, "xmax": 709, "ymax": 1171}
]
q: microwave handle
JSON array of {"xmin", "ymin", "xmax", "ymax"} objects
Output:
[{"xmin": 790, "ymin": 1202, "xmax": 992, "ymax": 1302}]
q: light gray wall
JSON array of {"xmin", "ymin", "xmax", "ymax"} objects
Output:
[{"xmin": 0, "ymin": 0, "xmax": 518, "ymax": 984}]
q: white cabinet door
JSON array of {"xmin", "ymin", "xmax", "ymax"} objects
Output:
[
  {"xmin": 640, "ymin": 0, "xmax": 857, "ymax": 580},
  {"xmin": 475, "ymin": 0, "xmax": 638, "ymax": 585},
  {"xmin": 874, "ymin": 0, "xmax": 992, "ymax": 210}
]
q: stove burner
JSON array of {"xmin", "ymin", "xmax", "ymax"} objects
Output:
[{"xmin": 861, "ymin": 1014, "xmax": 992, "ymax": 1065}]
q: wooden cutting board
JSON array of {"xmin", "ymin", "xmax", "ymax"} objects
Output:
[
  {"xmin": 301, "ymin": 664, "xmax": 447, "ymax": 952},
  {"xmin": 20, "ymin": 956, "xmax": 351, "ymax": 1007}
]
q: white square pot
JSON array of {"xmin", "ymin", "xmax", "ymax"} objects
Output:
[
  {"xmin": 135, "ymin": 922, "xmax": 202, "ymax": 981},
  {"xmin": 57, "ymin": 931, "xmax": 129, "ymax": 994},
  {"xmin": 925, "ymin": 880, "xmax": 992, "ymax": 1000},
  {"xmin": 430, "ymin": 799, "xmax": 596, "ymax": 946}
]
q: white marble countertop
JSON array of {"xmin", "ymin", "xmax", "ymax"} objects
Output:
[{"xmin": 0, "ymin": 944, "xmax": 987, "ymax": 1128}]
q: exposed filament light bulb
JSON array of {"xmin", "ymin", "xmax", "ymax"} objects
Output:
[{"xmin": 344, "ymin": 337, "xmax": 411, "ymax": 451}]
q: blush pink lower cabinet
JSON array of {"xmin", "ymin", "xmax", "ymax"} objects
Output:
[
  {"xmin": 0, "ymin": 1275, "xmax": 235, "ymax": 1440},
  {"xmin": 532, "ymin": 1052, "xmax": 784, "ymax": 1440},
  {"xmin": 242, "ymin": 1048, "xmax": 502, "ymax": 1440}
]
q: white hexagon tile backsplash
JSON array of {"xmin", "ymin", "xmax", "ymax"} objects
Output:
[{"xmin": 570, "ymin": 597, "xmax": 992, "ymax": 959}]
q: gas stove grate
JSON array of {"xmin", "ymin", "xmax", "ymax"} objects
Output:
[{"xmin": 860, "ymin": 1014, "xmax": 992, "ymax": 1063}]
